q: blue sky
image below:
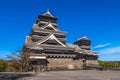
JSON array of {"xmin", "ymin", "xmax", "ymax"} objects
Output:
[{"xmin": 0, "ymin": 0, "xmax": 120, "ymax": 61}]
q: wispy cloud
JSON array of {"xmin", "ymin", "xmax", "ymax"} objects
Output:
[
  {"xmin": 0, "ymin": 51, "xmax": 11, "ymax": 59},
  {"xmin": 99, "ymin": 46, "xmax": 120, "ymax": 54},
  {"xmin": 93, "ymin": 43, "xmax": 111, "ymax": 49}
]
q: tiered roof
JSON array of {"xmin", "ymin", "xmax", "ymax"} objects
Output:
[
  {"xmin": 24, "ymin": 10, "xmax": 74, "ymax": 52},
  {"xmin": 23, "ymin": 10, "xmax": 98, "ymax": 58}
]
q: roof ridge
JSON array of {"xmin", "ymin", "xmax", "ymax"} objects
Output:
[
  {"xmin": 40, "ymin": 22, "xmax": 58, "ymax": 31},
  {"xmin": 36, "ymin": 33, "xmax": 66, "ymax": 47},
  {"xmin": 43, "ymin": 9, "xmax": 54, "ymax": 17}
]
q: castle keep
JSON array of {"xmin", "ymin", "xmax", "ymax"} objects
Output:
[{"xmin": 22, "ymin": 10, "xmax": 98, "ymax": 71}]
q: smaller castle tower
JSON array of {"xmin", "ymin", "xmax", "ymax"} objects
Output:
[{"xmin": 74, "ymin": 35, "xmax": 91, "ymax": 50}]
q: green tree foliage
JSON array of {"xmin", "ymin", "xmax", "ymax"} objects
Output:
[
  {"xmin": 98, "ymin": 60, "xmax": 120, "ymax": 67},
  {"xmin": 0, "ymin": 58, "xmax": 22, "ymax": 72},
  {"xmin": 0, "ymin": 59, "xmax": 7, "ymax": 71},
  {"xmin": 7, "ymin": 61, "xmax": 22, "ymax": 71}
]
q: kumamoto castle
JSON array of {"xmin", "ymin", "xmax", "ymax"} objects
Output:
[{"xmin": 22, "ymin": 10, "xmax": 98, "ymax": 71}]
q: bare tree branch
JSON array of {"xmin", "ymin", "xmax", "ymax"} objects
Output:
[{"xmin": 6, "ymin": 49, "xmax": 31, "ymax": 71}]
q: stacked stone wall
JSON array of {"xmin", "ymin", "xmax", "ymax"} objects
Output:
[
  {"xmin": 86, "ymin": 60, "xmax": 99, "ymax": 66},
  {"xmin": 47, "ymin": 58, "xmax": 83, "ymax": 70}
]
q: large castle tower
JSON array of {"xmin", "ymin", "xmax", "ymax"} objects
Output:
[{"xmin": 22, "ymin": 10, "xmax": 98, "ymax": 71}]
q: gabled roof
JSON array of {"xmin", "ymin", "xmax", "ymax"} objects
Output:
[
  {"xmin": 40, "ymin": 22, "xmax": 58, "ymax": 31},
  {"xmin": 36, "ymin": 34, "xmax": 66, "ymax": 47},
  {"xmin": 43, "ymin": 9, "xmax": 54, "ymax": 17},
  {"xmin": 77, "ymin": 35, "xmax": 90, "ymax": 41}
]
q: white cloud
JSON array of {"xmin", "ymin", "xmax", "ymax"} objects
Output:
[
  {"xmin": 93, "ymin": 43, "xmax": 111, "ymax": 49},
  {"xmin": 99, "ymin": 46, "xmax": 120, "ymax": 54},
  {"xmin": 0, "ymin": 51, "xmax": 11, "ymax": 59}
]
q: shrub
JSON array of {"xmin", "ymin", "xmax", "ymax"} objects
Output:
[
  {"xmin": 7, "ymin": 61, "xmax": 22, "ymax": 71},
  {"xmin": 0, "ymin": 59, "xmax": 7, "ymax": 71}
]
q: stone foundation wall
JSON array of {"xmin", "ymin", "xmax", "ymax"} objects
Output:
[
  {"xmin": 86, "ymin": 60, "xmax": 99, "ymax": 66},
  {"xmin": 31, "ymin": 59, "xmax": 99, "ymax": 71},
  {"xmin": 47, "ymin": 58, "xmax": 83, "ymax": 70}
]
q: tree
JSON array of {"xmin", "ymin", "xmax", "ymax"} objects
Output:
[
  {"xmin": 8, "ymin": 61, "xmax": 21, "ymax": 71},
  {"xmin": 98, "ymin": 60, "xmax": 120, "ymax": 68},
  {"xmin": 0, "ymin": 59, "xmax": 7, "ymax": 72},
  {"xmin": 6, "ymin": 61, "xmax": 21, "ymax": 72},
  {"xmin": 21, "ymin": 52, "xmax": 31, "ymax": 71},
  {"xmin": 6, "ymin": 49, "xmax": 31, "ymax": 71},
  {"xmin": 6, "ymin": 51, "xmax": 21, "ymax": 61}
]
